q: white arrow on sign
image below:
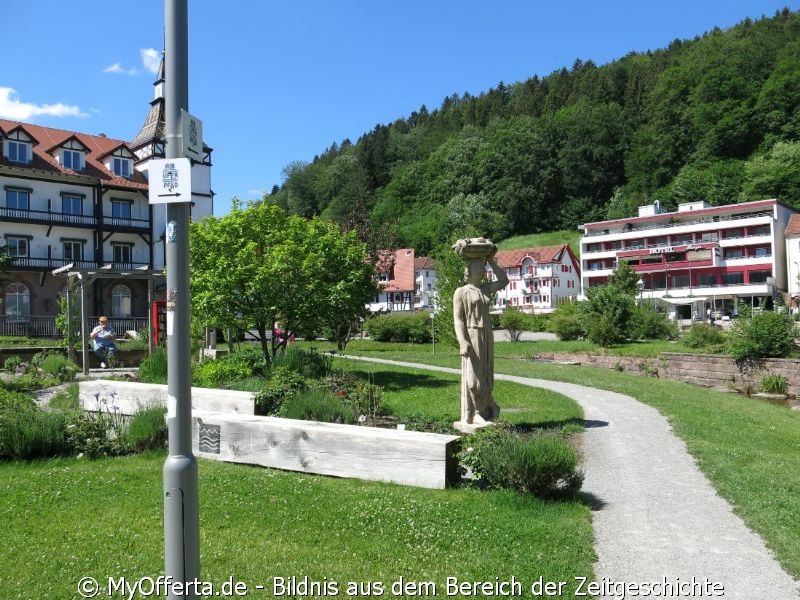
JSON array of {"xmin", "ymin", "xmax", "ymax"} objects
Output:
[{"xmin": 148, "ymin": 158, "xmax": 192, "ymax": 204}]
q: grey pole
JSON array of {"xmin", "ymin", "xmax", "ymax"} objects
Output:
[{"xmin": 162, "ymin": 0, "xmax": 200, "ymax": 597}]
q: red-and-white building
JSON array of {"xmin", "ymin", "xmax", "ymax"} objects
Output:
[
  {"xmin": 414, "ymin": 255, "xmax": 437, "ymax": 310},
  {"xmin": 370, "ymin": 248, "xmax": 416, "ymax": 313},
  {"xmin": 490, "ymin": 245, "xmax": 581, "ymax": 313},
  {"xmin": 580, "ymin": 199, "xmax": 797, "ymax": 319}
]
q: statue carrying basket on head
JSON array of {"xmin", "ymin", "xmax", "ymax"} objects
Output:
[{"xmin": 452, "ymin": 238, "xmax": 509, "ymax": 427}]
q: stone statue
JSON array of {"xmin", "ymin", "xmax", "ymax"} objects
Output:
[{"xmin": 452, "ymin": 238, "xmax": 509, "ymax": 432}]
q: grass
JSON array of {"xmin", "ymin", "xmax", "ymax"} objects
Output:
[
  {"xmin": 0, "ymin": 455, "xmax": 594, "ymax": 597},
  {"xmin": 497, "ymin": 230, "xmax": 582, "ymax": 253},
  {"xmin": 0, "ymin": 354, "xmax": 594, "ymax": 598},
  {"xmin": 327, "ymin": 340, "xmax": 800, "ymax": 579}
]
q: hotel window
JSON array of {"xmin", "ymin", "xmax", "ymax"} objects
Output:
[
  {"xmin": 5, "ymin": 236, "xmax": 29, "ymax": 257},
  {"xmin": 723, "ymin": 272, "xmax": 744, "ymax": 285},
  {"xmin": 111, "ymin": 199, "xmax": 132, "ymax": 219},
  {"xmin": 111, "ymin": 285, "xmax": 132, "ymax": 318},
  {"xmin": 753, "ymin": 247, "xmax": 769, "ymax": 258},
  {"xmin": 724, "ymin": 249, "xmax": 743, "ymax": 260},
  {"xmin": 6, "ymin": 141, "xmax": 30, "ymax": 164},
  {"xmin": 753, "ymin": 225, "xmax": 770, "ymax": 236},
  {"xmin": 113, "ymin": 157, "xmax": 132, "ymax": 178},
  {"xmin": 63, "ymin": 240, "xmax": 83, "ymax": 262},
  {"xmin": 112, "ymin": 243, "xmax": 133, "ymax": 265},
  {"xmin": 62, "ymin": 194, "xmax": 82, "ymax": 215},
  {"xmin": 6, "ymin": 188, "xmax": 30, "ymax": 210},
  {"xmin": 5, "ymin": 282, "xmax": 30, "ymax": 320},
  {"xmin": 62, "ymin": 150, "xmax": 83, "ymax": 171},
  {"xmin": 748, "ymin": 271, "xmax": 771, "ymax": 284}
]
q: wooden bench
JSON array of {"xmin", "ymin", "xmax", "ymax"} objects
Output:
[{"xmin": 192, "ymin": 412, "xmax": 461, "ymax": 489}]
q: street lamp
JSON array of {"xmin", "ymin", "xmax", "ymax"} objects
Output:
[
  {"xmin": 636, "ymin": 278, "xmax": 644, "ymax": 305},
  {"xmin": 430, "ymin": 310, "xmax": 435, "ymax": 355}
]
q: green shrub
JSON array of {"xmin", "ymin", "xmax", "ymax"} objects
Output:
[
  {"xmin": 548, "ymin": 302, "xmax": 583, "ymax": 341},
  {"xmin": 126, "ymin": 406, "xmax": 168, "ymax": 452},
  {"xmin": 3, "ymin": 356, "xmax": 22, "ymax": 372},
  {"xmin": 278, "ymin": 388, "xmax": 354, "ymax": 424},
  {"xmin": 460, "ymin": 426, "xmax": 583, "ymax": 497},
  {"xmin": 193, "ymin": 358, "xmax": 252, "ymax": 389},
  {"xmin": 1, "ymin": 373, "xmax": 59, "ymax": 392},
  {"xmin": 681, "ymin": 323, "xmax": 727, "ymax": 351},
  {"xmin": 364, "ymin": 313, "xmax": 432, "ymax": 343},
  {"xmin": 38, "ymin": 353, "xmax": 78, "ymax": 381},
  {"xmin": 630, "ymin": 305, "xmax": 678, "ymax": 340},
  {"xmin": 500, "ymin": 307, "xmax": 529, "ymax": 341},
  {"xmin": 253, "ymin": 366, "xmax": 308, "ymax": 415},
  {"xmin": 138, "ymin": 346, "xmax": 168, "ymax": 384},
  {"xmin": 324, "ymin": 370, "xmax": 384, "ymax": 423},
  {"xmin": 0, "ymin": 407, "xmax": 68, "ymax": 460},
  {"xmin": 272, "ymin": 345, "xmax": 331, "ymax": 379},
  {"xmin": 728, "ymin": 311, "xmax": 796, "ymax": 360},
  {"xmin": 63, "ymin": 412, "xmax": 121, "ymax": 458},
  {"xmin": 760, "ymin": 373, "xmax": 789, "ymax": 395}
]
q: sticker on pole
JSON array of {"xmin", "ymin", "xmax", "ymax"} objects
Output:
[{"xmin": 148, "ymin": 158, "xmax": 192, "ymax": 204}]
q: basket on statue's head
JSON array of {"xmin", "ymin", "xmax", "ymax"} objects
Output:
[{"xmin": 452, "ymin": 237, "xmax": 497, "ymax": 260}]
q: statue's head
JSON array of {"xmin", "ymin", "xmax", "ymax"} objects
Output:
[{"xmin": 464, "ymin": 259, "xmax": 485, "ymax": 284}]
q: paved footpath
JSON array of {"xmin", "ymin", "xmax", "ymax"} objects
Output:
[{"xmin": 342, "ymin": 355, "xmax": 800, "ymax": 600}]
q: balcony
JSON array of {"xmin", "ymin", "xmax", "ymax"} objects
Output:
[
  {"xmin": 103, "ymin": 215, "xmax": 151, "ymax": 232},
  {"xmin": 584, "ymin": 210, "xmax": 773, "ymax": 237},
  {"xmin": 9, "ymin": 257, "xmax": 99, "ymax": 271},
  {"xmin": 0, "ymin": 206, "xmax": 96, "ymax": 227}
]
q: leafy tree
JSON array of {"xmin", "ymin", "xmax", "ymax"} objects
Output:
[
  {"xmin": 742, "ymin": 141, "xmax": 800, "ymax": 202},
  {"xmin": 578, "ymin": 261, "xmax": 639, "ymax": 346},
  {"xmin": 190, "ymin": 203, "xmax": 375, "ymax": 363}
]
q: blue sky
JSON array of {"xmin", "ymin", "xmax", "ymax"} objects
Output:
[{"xmin": 2, "ymin": 1, "xmax": 799, "ymax": 216}]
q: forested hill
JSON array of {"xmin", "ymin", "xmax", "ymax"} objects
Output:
[{"xmin": 265, "ymin": 8, "xmax": 800, "ymax": 254}]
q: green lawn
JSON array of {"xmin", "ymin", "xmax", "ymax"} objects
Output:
[
  {"xmin": 330, "ymin": 340, "xmax": 800, "ymax": 579},
  {"xmin": 0, "ymin": 362, "xmax": 594, "ymax": 599}
]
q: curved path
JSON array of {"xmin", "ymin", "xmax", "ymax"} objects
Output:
[{"xmin": 341, "ymin": 355, "xmax": 800, "ymax": 599}]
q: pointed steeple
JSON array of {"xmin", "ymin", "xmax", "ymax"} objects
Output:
[{"xmin": 131, "ymin": 52, "xmax": 166, "ymax": 161}]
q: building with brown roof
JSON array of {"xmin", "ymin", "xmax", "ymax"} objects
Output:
[
  {"xmin": 0, "ymin": 60, "xmax": 213, "ymax": 339},
  {"xmin": 370, "ymin": 248, "xmax": 417, "ymax": 313},
  {"xmin": 490, "ymin": 245, "xmax": 581, "ymax": 313}
]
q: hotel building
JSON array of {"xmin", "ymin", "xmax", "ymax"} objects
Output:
[{"xmin": 579, "ymin": 199, "xmax": 796, "ymax": 319}]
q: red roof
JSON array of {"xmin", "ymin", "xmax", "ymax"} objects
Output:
[
  {"xmin": 414, "ymin": 256, "xmax": 436, "ymax": 270},
  {"xmin": 494, "ymin": 245, "xmax": 568, "ymax": 268},
  {"xmin": 786, "ymin": 214, "xmax": 800, "ymax": 237},
  {"xmin": 380, "ymin": 249, "xmax": 415, "ymax": 292},
  {"xmin": 0, "ymin": 118, "xmax": 148, "ymax": 191}
]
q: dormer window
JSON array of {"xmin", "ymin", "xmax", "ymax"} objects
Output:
[
  {"xmin": 112, "ymin": 157, "xmax": 132, "ymax": 178},
  {"xmin": 62, "ymin": 149, "xmax": 84, "ymax": 171},
  {"xmin": 6, "ymin": 140, "xmax": 30, "ymax": 164}
]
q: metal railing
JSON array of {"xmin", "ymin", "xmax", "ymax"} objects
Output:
[
  {"xmin": 9, "ymin": 257, "xmax": 99, "ymax": 271},
  {"xmin": 584, "ymin": 210, "xmax": 773, "ymax": 237},
  {"xmin": 0, "ymin": 206, "xmax": 97, "ymax": 227},
  {"xmin": 0, "ymin": 316, "xmax": 61, "ymax": 338}
]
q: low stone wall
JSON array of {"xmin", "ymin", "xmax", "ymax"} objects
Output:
[{"xmin": 532, "ymin": 351, "xmax": 799, "ymax": 404}]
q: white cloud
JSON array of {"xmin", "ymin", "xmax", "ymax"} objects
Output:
[
  {"xmin": 141, "ymin": 48, "xmax": 161, "ymax": 74},
  {"xmin": 103, "ymin": 62, "xmax": 138, "ymax": 75},
  {"xmin": 0, "ymin": 87, "xmax": 87, "ymax": 121}
]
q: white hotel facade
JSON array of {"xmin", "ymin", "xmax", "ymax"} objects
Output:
[{"xmin": 579, "ymin": 199, "xmax": 797, "ymax": 319}]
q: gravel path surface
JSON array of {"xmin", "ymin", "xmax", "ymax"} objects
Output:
[{"xmin": 342, "ymin": 355, "xmax": 800, "ymax": 600}]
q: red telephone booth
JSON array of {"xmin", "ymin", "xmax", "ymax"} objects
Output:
[{"xmin": 151, "ymin": 301, "xmax": 167, "ymax": 347}]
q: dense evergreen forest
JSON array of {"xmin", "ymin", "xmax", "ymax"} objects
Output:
[{"xmin": 264, "ymin": 8, "xmax": 800, "ymax": 254}]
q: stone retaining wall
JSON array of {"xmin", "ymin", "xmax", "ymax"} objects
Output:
[{"xmin": 533, "ymin": 351, "xmax": 799, "ymax": 405}]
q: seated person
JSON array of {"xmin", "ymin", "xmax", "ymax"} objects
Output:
[{"xmin": 90, "ymin": 316, "xmax": 117, "ymax": 367}]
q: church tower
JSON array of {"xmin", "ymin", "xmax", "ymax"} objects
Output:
[{"xmin": 131, "ymin": 53, "xmax": 214, "ymax": 268}]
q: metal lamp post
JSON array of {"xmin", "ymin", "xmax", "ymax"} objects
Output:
[{"xmin": 430, "ymin": 310, "xmax": 435, "ymax": 355}]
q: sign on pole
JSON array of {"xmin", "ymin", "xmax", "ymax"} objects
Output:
[
  {"xmin": 181, "ymin": 109, "xmax": 204, "ymax": 160},
  {"xmin": 148, "ymin": 157, "xmax": 192, "ymax": 204}
]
